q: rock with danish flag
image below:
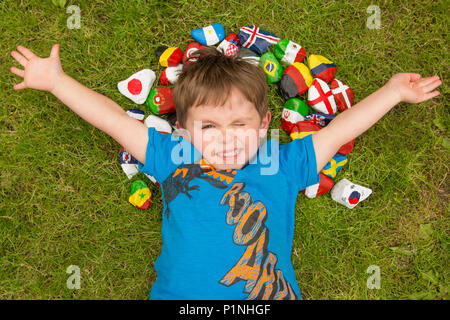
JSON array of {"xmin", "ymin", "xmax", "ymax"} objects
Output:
[
  {"xmin": 281, "ymin": 98, "xmax": 310, "ymax": 134},
  {"xmin": 182, "ymin": 42, "xmax": 204, "ymax": 65},
  {"xmin": 238, "ymin": 25, "xmax": 280, "ymax": 55},
  {"xmin": 330, "ymin": 178, "xmax": 372, "ymax": 209},
  {"xmin": 146, "ymin": 87, "xmax": 175, "ymax": 115},
  {"xmin": 274, "ymin": 39, "xmax": 307, "ymax": 67},
  {"xmin": 191, "ymin": 23, "xmax": 225, "ymax": 46},
  {"xmin": 307, "ymin": 78, "xmax": 337, "ymax": 114},
  {"xmin": 160, "ymin": 64, "xmax": 183, "ymax": 85},
  {"xmin": 279, "ymin": 62, "xmax": 313, "ymax": 99},
  {"xmin": 330, "ymin": 79, "xmax": 354, "ymax": 112},
  {"xmin": 217, "ymin": 33, "xmax": 240, "ymax": 57},
  {"xmin": 321, "ymin": 153, "xmax": 348, "ymax": 178},
  {"xmin": 308, "ymin": 54, "xmax": 337, "ymax": 83},
  {"xmin": 300, "ymin": 173, "xmax": 334, "ymax": 198},
  {"xmin": 305, "ymin": 112, "xmax": 336, "ymax": 127},
  {"xmin": 155, "ymin": 46, "xmax": 183, "ymax": 68},
  {"xmin": 117, "ymin": 69, "xmax": 156, "ymax": 105}
]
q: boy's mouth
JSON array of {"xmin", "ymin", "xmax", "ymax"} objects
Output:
[{"xmin": 215, "ymin": 148, "xmax": 243, "ymax": 162}]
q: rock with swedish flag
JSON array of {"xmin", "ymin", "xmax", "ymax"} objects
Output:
[
  {"xmin": 259, "ymin": 52, "xmax": 283, "ymax": 83},
  {"xmin": 321, "ymin": 153, "xmax": 348, "ymax": 178},
  {"xmin": 129, "ymin": 179, "xmax": 152, "ymax": 210}
]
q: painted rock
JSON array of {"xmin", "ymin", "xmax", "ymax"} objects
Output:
[
  {"xmin": 259, "ymin": 52, "xmax": 283, "ymax": 83},
  {"xmin": 338, "ymin": 139, "xmax": 355, "ymax": 155},
  {"xmin": 330, "ymin": 178, "xmax": 372, "ymax": 209},
  {"xmin": 321, "ymin": 153, "xmax": 348, "ymax": 178},
  {"xmin": 279, "ymin": 62, "xmax": 313, "ymax": 99},
  {"xmin": 290, "ymin": 120, "xmax": 321, "ymax": 140},
  {"xmin": 146, "ymin": 87, "xmax": 175, "ymax": 115},
  {"xmin": 281, "ymin": 98, "xmax": 309, "ymax": 134},
  {"xmin": 237, "ymin": 47, "xmax": 260, "ymax": 66},
  {"xmin": 308, "ymin": 78, "xmax": 337, "ymax": 114},
  {"xmin": 182, "ymin": 42, "xmax": 204, "ymax": 64},
  {"xmin": 305, "ymin": 112, "xmax": 336, "ymax": 127},
  {"xmin": 118, "ymin": 69, "xmax": 156, "ymax": 105},
  {"xmin": 330, "ymin": 79, "xmax": 354, "ymax": 112},
  {"xmin": 274, "ymin": 39, "xmax": 307, "ymax": 67},
  {"xmin": 119, "ymin": 147, "xmax": 139, "ymax": 179},
  {"xmin": 217, "ymin": 33, "xmax": 240, "ymax": 56},
  {"xmin": 144, "ymin": 114, "xmax": 173, "ymax": 134},
  {"xmin": 238, "ymin": 25, "xmax": 280, "ymax": 55},
  {"xmin": 129, "ymin": 179, "xmax": 152, "ymax": 209},
  {"xmin": 125, "ymin": 108, "xmax": 145, "ymax": 122},
  {"xmin": 308, "ymin": 54, "xmax": 337, "ymax": 83},
  {"xmin": 191, "ymin": 23, "xmax": 225, "ymax": 46},
  {"xmin": 155, "ymin": 46, "xmax": 183, "ymax": 67},
  {"xmin": 300, "ymin": 173, "xmax": 334, "ymax": 198},
  {"xmin": 160, "ymin": 64, "xmax": 183, "ymax": 85}
]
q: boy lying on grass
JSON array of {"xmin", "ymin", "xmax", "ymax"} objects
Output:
[{"xmin": 10, "ymin": 44, "xmax": 441, "ymax": 299}]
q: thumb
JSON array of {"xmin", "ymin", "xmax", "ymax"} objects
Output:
[
  {"xmin": 50, "ymin": 44, "xmax": 60, "ymax": 58},
  {"xmin": 408, "ymin": 73, "xmax": 421, "ymax": 82}
]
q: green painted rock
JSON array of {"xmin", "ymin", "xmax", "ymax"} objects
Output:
[
  {"xmin": 281, "ymin": 98, "xmax": 310, "ymax": 134},
  {"xmin": 129, "ymin": 179, "xmax": 151, "ymax": 210}
]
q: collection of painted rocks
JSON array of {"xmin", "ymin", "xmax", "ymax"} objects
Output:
[{"xmin": 117, "ymin": 23, "xmax": 372, "ymax": 210}]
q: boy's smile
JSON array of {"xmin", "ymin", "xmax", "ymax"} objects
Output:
[{"xmin": 176, "ymin": 87, "xmax": 271, "ymax": 170}]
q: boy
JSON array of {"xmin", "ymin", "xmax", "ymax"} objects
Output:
[{"xmin": 9, "ymin": 44, "xmax": 441, "ymax": 300}]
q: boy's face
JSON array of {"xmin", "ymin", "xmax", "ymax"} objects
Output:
[{"xmin": 176, "ymin": 87, "xmax": 271, "ymax": 170}]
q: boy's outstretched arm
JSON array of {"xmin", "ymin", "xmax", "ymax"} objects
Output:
[
  {"xmin": 10, "ymin": 44, "xmax": 148, "ymax": 163},
  {"xmin": 312, "ymin": 73, "xmax": 442, "ymax": 174}
]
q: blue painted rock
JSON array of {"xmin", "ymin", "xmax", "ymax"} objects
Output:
[
  {"xmin": 159, "ymin": 64, "xmax": 183, "ymax": 85},
  {"xmin": 274, "ymin": 40, "xmax": 307, "ymax": 66},
  {"xmin": 182, "ymin": 42, "xmax": 204, "ymax": 64},
  {"xmin": 305, "ymin": 112, "xmax": 336, "ymax": 127},
  {"xmin": 129, "ymin": 180, "xmax": 151, "ymax": 209},
  {"xmin": 119, "ymin": 146, "xmax": 139, "ymax": 179},
  {"xmin": 259, "ymin": 52, "xmax": 283, "ymax": 83},
  {"xmin": 300, "ymin": 173, "xmax": 334, "ymax": 198},
  {"xmin": 238, "ymin": 25, "xmax": 280, "ymax": 55},
  {"xmin": 330, "ymin": 178, "xmax": 372, "ymax": 209},
  {"xmin": 236, "ymin": 47, "xmax": 260, "ymax": 66},
  {"xmin": 330, "ymin": 79, "xmax": 354, "ymax": 112},
  {"xmin": 308, "ymin": 78, "xmax": 337, "ymax": 114},
  {"xmin": 118, "ymin": 69, "xmax": 156, "ymax": 104},
  {"xmin": 321, "ymin": 153, "xmax": 348, "ymax": 178},
  {"xmin": 279, "ymin": 62, "xmax": 313, "ymax": 99},
  {"xmin": 155, "ymin": 46, "xmax": 183, "ymax": 67},
  {"xmin": 217, "ymin": 33, "xmax": 240, "ymax": 56},
  {"xmin": 308, "ymin": 54, "xmax": 337, "ymax": 83},
  {"xmin": 191, "ymin": 23, "xmax": 225, "ymax": 46},
  {"xmin": 281, "ymin": 98, "xmax": 309, "ymax": 134},
  {"xmin": 125, "ymin": 108, "xmax": 145, "ymax": 122}
]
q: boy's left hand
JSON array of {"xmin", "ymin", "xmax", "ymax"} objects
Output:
[{"xmin": 386, "ymin": 73, "xmax": 442, "ymax": 104}]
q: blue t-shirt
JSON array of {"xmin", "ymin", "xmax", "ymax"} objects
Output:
[{"xmin": 138, "ymin": 127, "xmax": 320, "ymax": 300}]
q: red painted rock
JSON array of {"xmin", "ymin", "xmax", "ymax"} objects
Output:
[
  {"xmin": 330, "ymin": 79, "xmax": 354, "ymax": 112},
  {"xmin": 182, "ymin": 42, "xmax": 204, "ymax": 64},
  {"xmin": 308, "ymin": 54, "xmax": 337, "ymax": 83},
  {"xmin": 160, "ymin": 64, "xmax": 183, "ymax": 85},
  {"xmin": 300, "ymin": 173, "xmax": 334, "ymax": 198}
]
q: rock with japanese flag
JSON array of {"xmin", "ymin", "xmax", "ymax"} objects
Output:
[
  {"xmin": 238, "ymin": 25, "xmax": 280, "ymax": 55},
  {"xmin": 129, "ymin": 179, "xmax": 152, "ymax": 210},
  {"xmin": 300, "ymin": 173, "xmax": 334, "ymax": 198},
  {"xmin": 217, "ymin": 33, "xmax": 240, "ymax": 56},
  {"xmin": 156, "ymin": 46, "xmax": 183, "ymax": 67},
  {"xmin": 279, "ymin": 62, "xmax": 313, "ymax": 99},
  {"xmin": 274, "ymin": 40, "xmax": 307, "ymax": 67},
  {"xmin": 307, "ymin": 78, "xmax": 337, "ymax": 114},
  {"xmin": 117, "ymin": 69, "xmax": 156, "ymax": 105},
  {"xmin": 182, "ymin": 42, "xmax": 204, "ymax": 65},
  {"xmin": 330, "ymin": 79, "xmax": 354, "ymax": 112},
  {"xmin": 146, "ymin": 87, "xmax": 175, "ymax": 115},
  {"xmin": 308, "ymin": 54, "xmax": 337, "ymax": 83},
  {"xmin": 191, "ymin": 23, "xmax": 225, "ymax": 46},
  {"xmin": 160, "ymin": 64, "xmax": 183, "ymax": 85},
  {"xmin": 330, "ymin": 178, "xmax": 372, "ymax": 209},
  {"xmin": 321, "ymin": 153, "xmax": 348, "ymax": 178},
  {"xmin": 281, "ymin": 98, "xmax": 310, "ymax": 134}
]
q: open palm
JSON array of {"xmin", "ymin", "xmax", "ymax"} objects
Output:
[
  {"xmin": 387, "ymin": 73, "xmax": 441, "ymax": 104},
  {"xmin": 10, "ymin": 44, "xmax": 64, "ymax": 92}
]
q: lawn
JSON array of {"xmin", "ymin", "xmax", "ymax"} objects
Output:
[{"xmin": 0, "ymin": 0, "xmax": 448, "ymax": 299}]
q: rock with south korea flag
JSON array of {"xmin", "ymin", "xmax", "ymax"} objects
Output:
[
  {"xmin": 191, "ymin": 23, "xmax": 225, "ymax": 46},
  {"xmin": 330, "ymin": 178, "xmax": 372, "ymax": 209},
  {"xmin": 117, "ymin": 69, "xmax": 156, "ymax": 105}
]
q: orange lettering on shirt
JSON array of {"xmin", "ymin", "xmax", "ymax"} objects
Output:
[{"xmin": 233, "ymin": 201, "xmax": 267, "ymax": 246}]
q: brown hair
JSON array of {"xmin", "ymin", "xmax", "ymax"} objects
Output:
[{"xmin": 173, "ymin": 47, "xmax": 268, "ymax": 128}]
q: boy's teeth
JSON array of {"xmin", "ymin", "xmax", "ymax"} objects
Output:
[{"xmin": 218, "ymin": 149, "xmax": 239, "ymax": 157}]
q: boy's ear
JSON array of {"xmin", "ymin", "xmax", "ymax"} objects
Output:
[
  {"xmin": 175, "ymin": 120, "xmax": 190, "ymax": 141},
  {"xmin": 259, "ymin": 110, "xmax": 271, "ymax": 138}
]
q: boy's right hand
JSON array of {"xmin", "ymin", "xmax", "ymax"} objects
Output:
[{"xmin": 10, "ymin": 44, "xmax": 64, "ymax": 93}]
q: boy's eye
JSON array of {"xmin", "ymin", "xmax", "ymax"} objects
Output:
[
  {"xmin": 202, "ymin": 124, "xmax": 214, "ymax": 130},
  {"xmin": 234, "ymin": 123, "xmax": 245, "ymax": 126}
]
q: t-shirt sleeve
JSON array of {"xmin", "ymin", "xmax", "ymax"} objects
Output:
[
  {"xmin": 279, "ymin": 134, "xmax": 320, "ymax": 192},
  {"xmin": 137, "ymin": 127, "xmax": 180, "ymax": 183}
]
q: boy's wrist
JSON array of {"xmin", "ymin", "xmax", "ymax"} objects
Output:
[
  {"xmin": 382, "ymin": 81, "xmax": 403, "ymax": 105},
  {"xmin": 50, "ymin": 71, "xmax": 68, "ymax": 96}
]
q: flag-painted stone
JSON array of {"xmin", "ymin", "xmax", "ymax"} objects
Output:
[
  {"xmin": 300, "ymin": 173, "xmax": 334, "ymax": 198},
  {"xmin": 129, "ymin": 179, "xmax": 152, "ymax": 209},
  {"xmin": 118, "ymin": 69, "xmax": 156, "ymax": 105},
  {"xmin": 217, "ymin": 33, "xmax": 240, "ymax": 56},
  {"xmin": 330, "ymin": 79, "xmax": 354, "ymax": 112},
  {"xmin": 237, "ymin": 47, "xmax": 260, "ymax": 66},
  {"xmin": 321, "ymin": 153, "xmax": 348, "ymax": 178},
  {"xmin": 238, "ymin": 25, "xmax": 280, "ymax": 55},
  {"xmin": 182, "ymin": 42, "xmax": 204, "ymax": 64},
  {"xmin": 119, "ymin": 147, "xmax": 139, "ymax": 179},
  {"xmin": 146, "ymin": 87, "xmax": 175, "ymax": 115},
  {"xmin": 305, "ymin": 112, "xmax": 336, "ymax": 127},
  {"xmin": 338, "ymin": 139, "xmax": 355, "ymax": 155},
  {"xmin": 290, "ymin": 120, "xmax": 321, "ymax": 140},
  {"xmin": 330, "ymin": 178, "xmax": 372, "ymax": 209},
  {"xmin": 191, "ymin": 23, "xmax": 225, "ymax": 46},
  {"xmin": 144, "ymin": 114, "xmax": 173, "ymax": 134},
  {"xmin": 281, "ymin": 98, "xmax": 309, "ymax": 134},
  {"xmin": 126, "ymin": 108, "xmax": 145, "ymax": 122},
  {"xmin": 279, "ymin": 62, "xmax": 313, "ymax": 99},
  {"xmin": 160, "ymin": 64, "xmax": 183, "ymax": 85},
  {"xmin": 308, "ymin": 54, "xmax": 337, "ymax": 83},
  {"xmin": 259, "ymin": 52, "xmax": 283, "ymax": 83},
  {"xmin": 156, "ymin": 46, "xmax": 183, "ymax": 67},
  {"xmin": 274, "ymin": 40, "xmax": 307, "ymax": 67},
  {"xmin": 308, "ymin": 78, "xmax": 337, "ymax": 114}
]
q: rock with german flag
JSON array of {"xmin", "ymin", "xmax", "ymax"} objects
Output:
[
  {"xmin": 308, "ymin": 54, "xmax": 337, "ymax": 83},
  {"xmin": 129, "ymin": 179, "xmax": 152, "ymax": 209},
  {"xmin": 279, "ymin": 62, "xmax": 313, "ymax": 99},
  {"xmin": 155, "ymin": 46, "xmax": 183, "ymax": 67},
  {"xmin": 146, "ymin": 87, "xmax": 175, "ymax": 115}
]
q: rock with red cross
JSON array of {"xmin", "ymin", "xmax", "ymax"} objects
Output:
[
  {"xmin": 330, "ymin": 79, "xmax": 354, "ymax": 112},
  {"xmin": 307, "ymin": 78, "xmax": 337, "ymax": 114},
  {"xmin": 118, "ymin": 69, "xmax": 156, "ymax": 105}
]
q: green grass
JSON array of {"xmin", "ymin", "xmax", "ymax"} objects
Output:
[{"xmin": 0, "ymin": 0, "xmax": 448, "ymax": 299}]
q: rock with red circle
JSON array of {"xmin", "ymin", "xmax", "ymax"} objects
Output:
[
  {"xmin": 146, "ymin": 87, "xmax": 175, "ymax": 115},
  {"xmin": 330, "ymin": 178, "xmax": 372, "ymax": 209},
  {"xmin": 117, "ymin": 69, "xmax": 156, "ymax": 104},
  {"xmin": 182, "ymin": 42, "xmax": 204, "ymax": 65}
]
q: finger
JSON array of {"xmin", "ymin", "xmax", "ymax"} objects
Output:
[
  {"xmin": 17, "ymin": 45, "xmax": 37, "ymax": 60},
  {"xmin": 417, "ymin": 75, "xmax": 440, "ymax": 88},
  {"xmin": 10, "ymin": 66, "xmax": 24, "ymax": 78},
  {"xmin": 50, "ymin": 44, "xmax": 60, "ymax": 58},
  {"xmin": 421, "ymin": 90, "xmax": 440, "ymax": 102},
  {"xmin": 11, "ymin": 50, "xmax": 28, "ymax": 67},
  {"xmin": 421, "ymin": 79, "xmax": 442, "ymax": 93},
  {"xmin": 408, "ymin": 73, "xmax": 421, "ymax": 82},
  {"xmin": 13, "ymin": 82, "xmax": 27, "ymax": 90}
]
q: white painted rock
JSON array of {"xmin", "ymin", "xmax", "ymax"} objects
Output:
[
  {"xmin": 118, "ymin": 69, "xmax": 156, "ymax": 105},
  {"xmin": 330, "ymin": 178, "xmax": 372, "ymax": 209}
]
